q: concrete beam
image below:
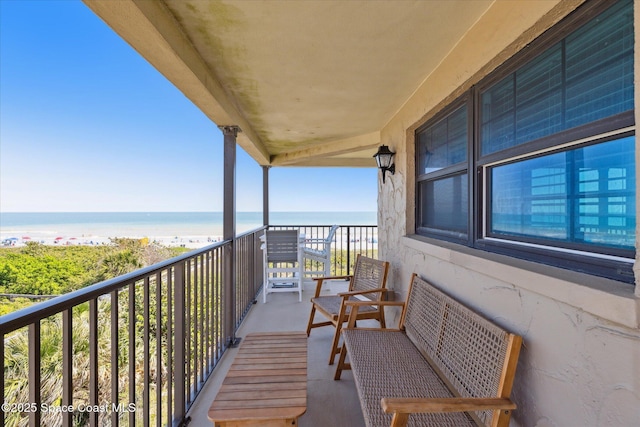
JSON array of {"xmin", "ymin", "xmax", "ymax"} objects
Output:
[{"xmin": 270, "ymin": 132, "xmax": 380, "ymax": 166}]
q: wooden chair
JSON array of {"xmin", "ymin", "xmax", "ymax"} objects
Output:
[
  {"xmin": 262, "ymin": 229, "xmax": 303, "ymax": 303},
  {"xmin": 305, "ymin": 254, "xmax": 389, "ymax": 364},
  {"xmin": 302, "ymin": 224, "xmax": 339, "ymax": 284}
]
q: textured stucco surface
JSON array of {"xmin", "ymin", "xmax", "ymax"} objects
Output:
[{"xmin": 377, "ymin": 1, "xmax": 640, "ymax": 425}]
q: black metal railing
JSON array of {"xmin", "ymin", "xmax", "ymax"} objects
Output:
[
  {"xmin": 234, "ymin": 227, "xmax": 265, "ymax": 327},
  {"xmin": 0, "ymin": 224, "xmax": 375, "ymax": 426}
]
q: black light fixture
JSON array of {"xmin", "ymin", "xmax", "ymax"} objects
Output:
[{"xmin": 373, "ymin": 145, "xmax": 395, "ymax": 183}]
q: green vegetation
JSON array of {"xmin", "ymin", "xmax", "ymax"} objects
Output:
[
  {"xmin": 0, "ymin": 240, "xmax": 188, "ymax": 314},
  {"xmin": 0, "ymin": 240, "xmax": 376, "ymax": 426},
  {"xmin": 4, "ymin": 293, "xmax": 171, "ymax": 426},
  {"xmin": 1, "ymin": 240, "xmax": 189, "ymax": 427}
]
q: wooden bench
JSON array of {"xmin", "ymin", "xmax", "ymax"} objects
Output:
[
  {"xmin": 208, "ymin": 332, "xmax": 307, "ymax": 427},
  {"xmin": 334, "ymin": 274, "xmax": 522, "ymax": 427}
]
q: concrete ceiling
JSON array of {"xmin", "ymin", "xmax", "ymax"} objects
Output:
[{"xmin": 84, "ymin": 0, "xmax": 494, "ymax": 167}]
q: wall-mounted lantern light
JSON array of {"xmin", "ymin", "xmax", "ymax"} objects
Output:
[{"xmin": 373, "ymin": 145, "xmax": 395, "ymax": 183}]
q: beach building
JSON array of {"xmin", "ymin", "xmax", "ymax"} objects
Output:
[{"xmin": 1, "ymin": 1, "xmax": 639, "ymax": 426}]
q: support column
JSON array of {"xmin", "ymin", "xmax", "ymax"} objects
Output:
[
  {"xmin": 263, "ymin": 166, "xmax": 270, "ymax": 226},
  {"xmin": 220, "ymin": 125, "xmax": 241, "ymax": 347}
]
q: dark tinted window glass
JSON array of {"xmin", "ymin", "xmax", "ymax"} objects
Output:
[
  {"xmin": 481, "ymin": 0, "xmax": 633, "ymax": 156},
  {"xmin": 417, "ymin": 105, "xmax": 467, "ymax": 175},
  {"xmin": 420, "ymin": 173, "xmax": 468, "ymax": 233},
  {"xmin": 565, "ymin": 0, "xmax": 634, "ymax": 127}
]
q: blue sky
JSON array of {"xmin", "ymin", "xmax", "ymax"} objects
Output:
[{"xmin": 0, "ymin": 0, "xmax": 377, "ymax": 213}]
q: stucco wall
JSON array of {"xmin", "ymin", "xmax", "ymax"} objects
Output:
[{"xmin": 378, "ymin": 0, "xmax": 640, "ymax": 425}]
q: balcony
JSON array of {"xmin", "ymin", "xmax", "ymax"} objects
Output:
[
  {"xmin": 186, "ymin": 276, "xmax": 370, "ymax": 427},
  {"xmin": 3, "ymin": 2, "xmax": 638, "ymax": 425},
  {"xmin": 0, "ymin": 225, "xmax": 376, "ymax": 427}
]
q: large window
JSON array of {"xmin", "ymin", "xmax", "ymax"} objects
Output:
[{"xmin": 415, "ymin": 0, "xmax": 635, "ymax": 282}]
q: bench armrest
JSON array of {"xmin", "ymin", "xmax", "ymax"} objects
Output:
[
  {"xmin": 381, "ymin": 397, "xmax": 516, "ymax": 427},
  {"xmin": 342, "ymin": 300, "xmax": 406, "ymax": 327}
]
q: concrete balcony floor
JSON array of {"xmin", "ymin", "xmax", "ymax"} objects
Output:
[{"xmin": 188, "ymin": 280, "xmax": 383, "ymax": 427}]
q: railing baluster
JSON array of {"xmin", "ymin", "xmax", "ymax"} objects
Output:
[
  {"xmin": 166, "ymin": 268, "xmax": 173, "ymax": 425},
  {"xmin": 249, "ymin": 234, "xmax": 256, "ymax": 301},
  {"xmin": 110, "ymin": 290, "xmax": 119, "ymax": 427},
  {"xmin": 63, "ymin": 308, "xmax": 73, "ymax": 427},
  {"xmin": 212, "ymin": 251, "xmax": 217, "ymax": 362},
  {"xmin": 155, "ymin": 271, "xmax": 162, "ymax": 427},
  {"xmin": 174, "ymin": 261, "xmax": 186, "ymax": 422},
  {"xmin": 89, "ymin": 298, "xmax": 99, "ymax": 427},
  {"xmin": 215, "ymin": 247, "xmax": 221, "ymax": 359},
  {"xmin": 195, "ymin": 255, "xmax": 201, "ymax": 388},
  {"xmin": 28, "ymin": 322, "xmax": 41, "ymax": 427},
  {"xmin": 128, "ymin": 282, "xmax": 136, "ymax": 427},
  {"xmin": 235, "ymin": 241, "xmax": 241, "ymax": 322},
  {"xmin": 347, "ymin": 227, "xmax": 352, "ymax": 274},
  {"xmin": 223, "ymin": 237, "xmax": 236, "ymax": 348},
  {"xmin": 0, "ymin": 333, "xmax": 4, "ymax": 427},
  {"xmin": 213, "ymin": 249, "xmax": 218, "ymax": 364},
  {"xmin": 198, "ymin": 254, "xmax": 207, "ymax": 378},
  {"xmin": 143, "ymin": 277, "xmax": 150, "ymax": 427},
  {"xmin": 205, "ymin": 251, "xmax": 210, "ymax": 374},
  {"xmin": 185, "ymin": 259, "xmax": 192, "ymax": 405}
]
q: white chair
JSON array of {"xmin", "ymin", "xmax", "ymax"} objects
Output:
[
  {"xmin": 302, "ymin": 224, "xmax": 338, "ymax": 284},
  {"xmin": 262, "ymin": 229, "xmax": 303, "ymax": 303}
]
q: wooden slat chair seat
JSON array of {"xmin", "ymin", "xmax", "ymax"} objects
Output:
[
  {"xmin": 335, "ymin": 274, "xmax": 522, "ymax": 427},
  {"xmin": 306, "ymin": 254, "xmax": 390, "ymax": 365}
]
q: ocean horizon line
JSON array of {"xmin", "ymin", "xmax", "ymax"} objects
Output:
[{"xmin": 1, "ymin": 210, "xmax": 376, "ymax": 214}]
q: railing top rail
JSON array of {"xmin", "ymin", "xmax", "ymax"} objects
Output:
[
  {"xmin": 237, "ymin": 225, "xmax": 267, "ymax": 239},
  {"xmin": 0, "ymin": 238, "xmax": 231, "ymax": 334},
  {"xmin": 268, "ymin": 224, "xmax": 377, "ymax": 229}
]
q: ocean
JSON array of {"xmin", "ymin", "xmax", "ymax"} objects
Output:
[{"xmin": 0, "ymin": 212, "xmax": 377, "ymax": 247}]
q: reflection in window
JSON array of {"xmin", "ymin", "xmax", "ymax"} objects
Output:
[
  {"xmin": 490, "ymin": 136, "xmax": 635, "ymax": 250},
  {"xmin": 417, "ymin": 105, "xmax": 467, "ymax": 175}
]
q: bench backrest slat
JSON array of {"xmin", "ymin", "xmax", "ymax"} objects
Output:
[{"xmin": 400, "ymin": 274, "xmax": 521, "ymax": 427}]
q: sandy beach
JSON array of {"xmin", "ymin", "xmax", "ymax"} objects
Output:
[
  {"xmin": 0, "ymin": 212, "xmax": 378, "ymax": 250},
  {"xmin": 0, "ymin": 233, "xmax": 223, "ymax": 249}
]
